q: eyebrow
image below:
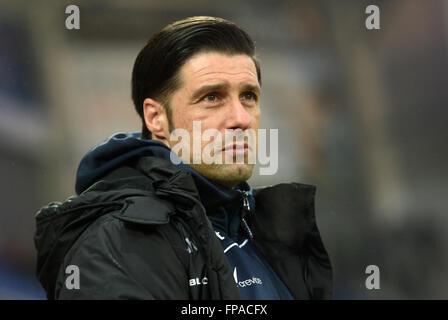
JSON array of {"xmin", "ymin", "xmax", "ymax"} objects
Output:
[
  {"xmin": 190, "ymin": 82, "xmax": 261, "ymax": 102},
  {"xmin": 191, "ymin": 83, "xmax": 230, "ymax": 102}
]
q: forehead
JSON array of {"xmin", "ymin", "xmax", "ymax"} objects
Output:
[{"xmin": 179, "ymin": 52, "xmax": 259, "ymax": 88}]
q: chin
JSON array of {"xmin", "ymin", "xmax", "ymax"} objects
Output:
[{"xmin": 191, "ymin": 163, "xmax": 254, "ymax": 188}]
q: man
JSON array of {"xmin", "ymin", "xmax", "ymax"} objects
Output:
[{"xmin": 34, "ymin": 16, "xmax": 332, "ymax": 299}]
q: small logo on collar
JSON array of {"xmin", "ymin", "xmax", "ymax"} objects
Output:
[{"xmin": 215, "ymin": 231, "xmax": 225, "ymax": 240}]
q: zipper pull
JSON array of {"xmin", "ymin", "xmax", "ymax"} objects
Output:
[
  {"xmin": 241, "ymin": 191, "xmax": 253, "ymax": 239},
  {"xmin": 242, "ymin": 191, "xmax": 251, "ymax": 212}
]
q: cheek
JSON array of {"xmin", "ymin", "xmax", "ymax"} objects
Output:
[
  {"xmin": 169, "ymin": 101, "xmax": 186, "ymax": 129},
  {"xmin": 173, "ymin": 114, "xmax": 192, "ymax": 132},
  {"xmin": 170, "ymin": 97, "xmax": 209, "ymax": 131},
  {"xmin": 251, "ymin": 108, "xmax": 261, "ymax": 127}
]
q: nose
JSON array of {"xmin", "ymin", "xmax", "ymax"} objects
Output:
[{"xmin": 226, "ymin": 97, "xmax": 251, "ymax": 130}]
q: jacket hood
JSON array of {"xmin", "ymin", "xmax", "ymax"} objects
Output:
[{"xmin": 75, "ymin": 132, "xmax": 177, "ymax": 195}]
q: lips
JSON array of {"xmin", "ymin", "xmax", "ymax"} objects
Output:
[{"xmin": 222, "ymin": 143, "xmax": 249, "ymax": 152}]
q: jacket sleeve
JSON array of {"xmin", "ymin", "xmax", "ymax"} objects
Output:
[{"xmin": 55, "ymin": 214, "xmax": 190, "ymax": 299}]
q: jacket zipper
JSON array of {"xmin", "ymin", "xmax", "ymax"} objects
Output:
[{"xmin": 241, "ymin": 191, "xmax": 254, "ymax": 240}]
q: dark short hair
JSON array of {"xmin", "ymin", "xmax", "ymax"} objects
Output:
[{"xmin": 131, "ymin": 16, "xmax": 261, "ymax": 139}]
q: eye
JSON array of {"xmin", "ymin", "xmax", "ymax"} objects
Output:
[
  {"xmin": 202, "ymin": 92, "xmax": 220, "ymax": 103},
  {"xmin": 241, "ymin": 91, "xmax": 258, "ymax": 102}
]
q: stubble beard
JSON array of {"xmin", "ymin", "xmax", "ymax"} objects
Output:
[{"xmin": 189, "ymin": 162, "xmax": 255, "ymax": 189}]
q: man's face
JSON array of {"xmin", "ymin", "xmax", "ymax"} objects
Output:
[{"xmin": 165, "ymin": 52, "xmax": 261, "ymax": 189}]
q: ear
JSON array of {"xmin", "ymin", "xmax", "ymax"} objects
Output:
[{"xmin": 143, "ymin": 98, "xmax": 170, "ymax": 143}]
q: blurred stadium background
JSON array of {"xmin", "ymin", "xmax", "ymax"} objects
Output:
[{"xmin": 0, "ymin": 0, "xmax": 447, "ymax": 299}]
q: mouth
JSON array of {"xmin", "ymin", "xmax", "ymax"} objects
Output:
[{"xmin": 222, "ymin": 143, "xmax": 249, "ymax": 155}]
